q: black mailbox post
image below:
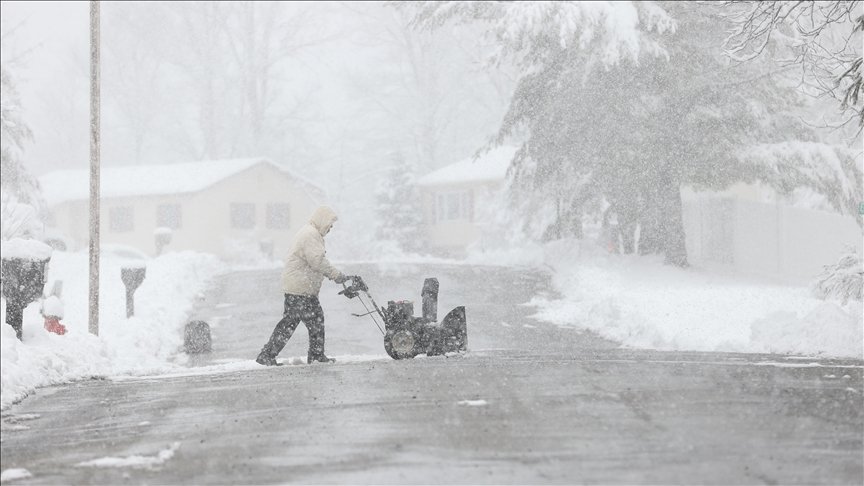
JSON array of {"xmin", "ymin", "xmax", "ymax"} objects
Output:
[
  {"xmin": 121, "ymin": 267, "xmax": 146, "ymax": 318},
  {"xmin": 1, "ymin": 257, "xmax": 50, "ymax": 340}
]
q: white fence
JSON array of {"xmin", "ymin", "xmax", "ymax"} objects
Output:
[{"xmin": 683, "ymin": 197, "xmax": 863, "ymax": 281}]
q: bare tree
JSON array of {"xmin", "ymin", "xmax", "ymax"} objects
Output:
[
  {"xmin": 721, "ymin": 1, "xmax": 863, "ymax": 128},
  {"xmin": 157, "ymin": 1, "xmax": 328, "ymax": 161},
  {"xmin": 218, "ymin": 2, "xmax": 321, "ymax": 155},
  {"xmin": 103, "ymin": 2, "xmax": 169, "ymax": 164},
  {"xmin": 344, "ymin": 4, "xmax": 512, "ymax": 172},
  {"xmin": 169, "ymin": 1, "xmax": 236, "ymax": 160}
]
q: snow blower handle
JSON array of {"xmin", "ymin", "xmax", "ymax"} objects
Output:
[
  {"xmin": 338, "ymin": 275, "xmax": 368, "ymax": 299},
  {"xmin": 339, "ymin": 275, "xmax": 386, "ymax": 335}
]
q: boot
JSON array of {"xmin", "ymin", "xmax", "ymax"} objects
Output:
[
  {"xmin": 307, "ymin": 354, "xmax": 335, "ymax": 364},
  {"xmin": 256, "ymin": 355, "xmax": 284, "ymax": 366}
]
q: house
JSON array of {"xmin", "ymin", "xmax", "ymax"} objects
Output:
[
  {"xmin": 38, "ymin": 158, "xmax": 325, "ymax": 258},
  {"xmin": 416, "ymin": 146, "xmax": 517, "ymax": 255},
  {"xmin": 418, "ymin": 144, "xmax": 861, "ymax": 277}
]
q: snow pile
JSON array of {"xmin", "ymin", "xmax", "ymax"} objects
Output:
[
  {"xmin": 0, "ymin": 251, "xmax": 224, "ymax": 409},
  {"xmin": 40, "ymin": 296, "xmax": 64, "ymax": 318},
  {"xmin": 750, "ymin": 303, "xmax": 862, "ymax": 357},
  {"xmin": 76, "ymin": 442, "xmax": 181, "ymax": 469},
  {"xmin": 0, "ymin": 468, "xmax": 32, "ymax": 482},
  {"xmin": 0, "ymin": 238, "xmax": 52, "ymax": 261},
  {"xmin": 530, "ymin": 240, "xmax": 863, "ymax": 358}
]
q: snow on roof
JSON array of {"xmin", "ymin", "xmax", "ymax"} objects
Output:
[
  {"xmin": 417, "ymin": 146, "xmax": 518, "ymax": 187},
  {"xmin": 39, "ymin": 158, "xmax": 325, "ymax": 206}
]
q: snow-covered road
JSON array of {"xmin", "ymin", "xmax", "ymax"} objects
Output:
[{"xmin": 1, "ymin": 264, "xmax": 862, "ymax": 484}]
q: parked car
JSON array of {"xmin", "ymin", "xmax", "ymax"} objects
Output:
[
  {"xmin": 101, "ymin": 244, "xmax": 150, "ymax": 267},
  {"xmin": 42, "ymin": 228, "xmax": 75, "ymax": 252}
]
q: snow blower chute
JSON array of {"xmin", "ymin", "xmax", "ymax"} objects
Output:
[{"xmin": 339, "ymin": 276, "xmax": 466, "ymax": 360}]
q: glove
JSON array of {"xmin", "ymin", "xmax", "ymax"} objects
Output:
[{"xmin": 334, "ymin": 274, "xmax": 349, "ymax": 284}]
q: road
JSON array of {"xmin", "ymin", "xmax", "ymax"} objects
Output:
[{"xmin": 1, "ymin": 263, "xmax": 862, "ymax": 484}]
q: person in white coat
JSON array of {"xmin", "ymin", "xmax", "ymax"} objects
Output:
[{"xmin": 256, "ymin": 206, "xmax": 347, "ymax": 366}]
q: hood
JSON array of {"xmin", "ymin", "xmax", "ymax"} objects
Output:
[{"xmin": 309, "ymin": 206, "xmax": 338, "ymax": 236}]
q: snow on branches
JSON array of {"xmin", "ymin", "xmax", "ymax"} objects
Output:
[
  {"xmin": 0, "ymin": 66, "xmax": 40, "ymax": 207},
  {"xmin": 720, "ymin": 0, "xmax": 863, "ymax": 127},
  {"xmin": 738, "ymin": 141, "xmax": 863, "ymax": 222},
  {"xmin": 407, "ymin": 1, "xmax": 676, "ymax": 72},
  {"xmin": 812, "ymin": 247, "xmax": 864, "ymax": 304}
]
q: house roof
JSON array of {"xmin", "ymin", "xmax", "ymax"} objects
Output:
[
  {"xmin": 39, "ymin": 157, "xmax": 325, "ymax": 206},
  {"xmin": 416, "ymin": 145, "xmax": 518, "ymax": 187}
]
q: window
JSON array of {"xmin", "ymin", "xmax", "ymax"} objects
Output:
[
  {"xmin": 157, "ymin": 204, "xmax": 182, "ymax": 230},
  {"xmin": 230, "ymin": 203, "xmax": 256, "ymax": 229},
  {"xmin": 266, "ymin": 203, "xmax": 291, "ymax": 230},
  {"xmin": 434, "ymin": 191, "xmax": 473, "ymax": 223},
  {"xmin": 109, "ymin": 206, "xmax": 134, "ymax": 232}
]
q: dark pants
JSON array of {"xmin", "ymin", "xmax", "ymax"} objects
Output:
[{"xmin": 258, "ymin": 293, "xmax": 326, "ymax": 362}]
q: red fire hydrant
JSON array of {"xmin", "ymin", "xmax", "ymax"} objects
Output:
[{"xmin": 41, "ymin": 295, "xmax": 67, "ymax": 335}]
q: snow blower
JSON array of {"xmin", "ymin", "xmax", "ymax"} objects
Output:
[{"xmin": 339, "ymin": 275, "xmax": 467, "ymax": 360}]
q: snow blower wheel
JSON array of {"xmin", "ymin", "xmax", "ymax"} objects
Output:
[
  {"xmin": 385, "ymin": 329, "xmax": 418, "ymax": 360},
  {"xmin": 339, "ymin": 276, "xmax": 467, "ymax": 360}
]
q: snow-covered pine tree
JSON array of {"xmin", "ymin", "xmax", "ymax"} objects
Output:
[
  {"xmin": 374, "ymin": 152, "xmax": 424, "ymax": 253},
  {"xmin": 410, "ymin": 1, "xmax": 861, "ymax": 267},
  {"xmin": 0, "ymin": 66, "xmax": 41, "ymax": 208}
]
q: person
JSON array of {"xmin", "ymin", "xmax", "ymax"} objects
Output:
[{"xmin": 256, "ymin": 206, "xmax": 348, "ymax": 366}]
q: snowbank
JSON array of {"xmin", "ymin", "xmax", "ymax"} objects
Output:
[
  {"xmin": 75, "ymin": 442, "xmax": 181, "ymax": 469},
  {"xmin": 529, "ymin": 240, "xmax": 863, "ymax": 359},
  {"xmin": 0, "ymin": 251, "xmax": 224, "ymax": 409}
]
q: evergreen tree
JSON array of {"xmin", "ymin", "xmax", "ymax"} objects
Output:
[
  {"xmin": 0, "ymin": 66, "xmax": 40, "ymax": 208},
  {"xmin": 374, "ymin": 152, "xmax": 424, "ymax": 253},
  {"xmin": 411, "ymin": 1, "xmax": 862, "ymax": 266}
]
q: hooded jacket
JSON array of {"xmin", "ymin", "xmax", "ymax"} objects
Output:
[{"xmin": 281, "ymin": 206, "xmax": 344, "ymax": 296}]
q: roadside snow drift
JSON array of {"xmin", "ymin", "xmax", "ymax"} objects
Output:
[
  {"xmin": 529, "ymin": 241, "xmax": 863, "ymax": 359},
  {"xmin": 75, "ymin": 442, "xmax": 181, "ymax": 469},
  {"xmin": 1, "ymin": 251, "xmax": 224, "ymax": 409}
]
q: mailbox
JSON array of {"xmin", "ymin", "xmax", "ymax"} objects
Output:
[
  {"xmin": 1, "ymin": 257, "xmax": 50, "ymax": 340},
  {"xmin": 121, "ymin": 267, "xmax": 146, "ymax": 318}
]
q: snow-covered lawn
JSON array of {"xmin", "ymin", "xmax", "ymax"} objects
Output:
[
  {"xmin": 529, "ymin": 241, "xmax": 863, "ymax": 359},
  {"xmin": 1, "ymin": 251, "xmax": 224, "ymax": 409}
]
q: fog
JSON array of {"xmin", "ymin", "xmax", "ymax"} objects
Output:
[
  {"xmin": 2, "ymin": 1, "xmax": 513, "ymax": 233},
  {"xmin": 0, "ymin": 2, "xmax": 862, "ymax": 483}
]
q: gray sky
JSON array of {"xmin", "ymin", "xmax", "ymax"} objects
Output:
[{"xmin": 1, "ymin": 2, "xmax": 508, "ymax": 180}]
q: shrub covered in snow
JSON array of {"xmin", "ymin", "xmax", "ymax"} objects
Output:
[
  {"xmin": 811, "ymin": 248, "xmax": 864, "ymax": 305},
  {"xmin": 0, "ymin": 193, "xmax": 43, "ymax": 242}
]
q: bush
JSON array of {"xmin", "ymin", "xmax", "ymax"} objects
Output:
[{"xmin": 812, "ymin": 248, "xmax": 864, "ymax": 305}]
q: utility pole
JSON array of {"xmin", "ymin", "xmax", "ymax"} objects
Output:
[{"xmin": 88, "ymin": 0, "xmax": 100, "ymax": 336}]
